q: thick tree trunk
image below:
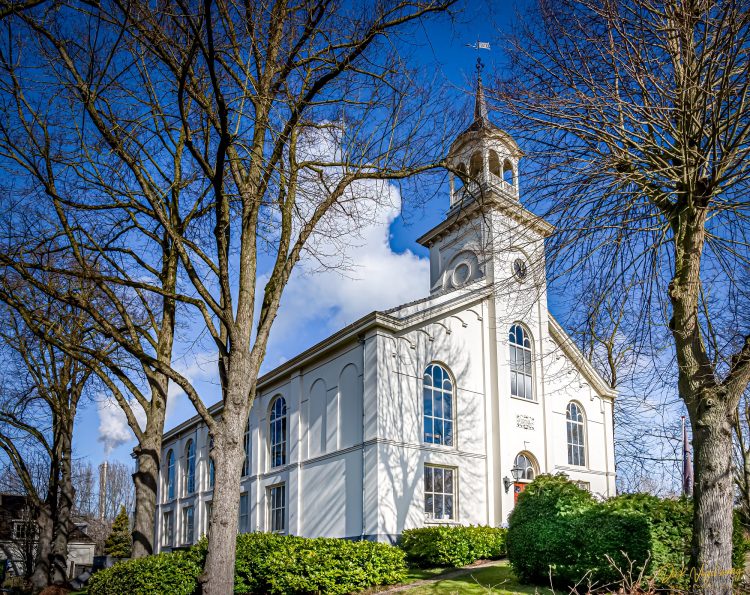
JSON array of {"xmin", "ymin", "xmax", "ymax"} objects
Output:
[
  {"xmin": 50, "ymin": 424, "xmax": 74, "ymax": 584},
  {"xmin": 131, "ymin": 426, "xmax": 163, "ymax": 558},
  {"xmin": 30, "ymin": 499, "xmax": 54, "ymax": 592},
  {"xmin": 200, "ymin": 412, "xmax": 246, "ymax": 595},
  {"xmin": 690, "ymin": 402, "xmax": 736, "ymax": 594},
  {"xmin": 130, "ymin": 245, "xmax": 176, "ymax": 558}
]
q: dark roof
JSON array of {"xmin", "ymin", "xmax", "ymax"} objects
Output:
[{"xmin": 0, "ymin": 493, "xmax": 94, "ymax": 543}]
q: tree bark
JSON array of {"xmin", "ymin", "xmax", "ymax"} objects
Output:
[
  {"xmin": 131, "ymin": 429, "xmax": 162, "ymax": 558},
  {"xmin": 50, "ymin": 422, "xmax": 74, "ymax": 584},
  {"xmin": 29, "ymin": 498, "xmax": 54, "ymax": 591},
  {"xmin": 689, "ymin": 402, "xmax": 735, "ymax": 594},
  {"xmin": 200, "ymin": 397, "xmax": 247, "ymax": 595}
]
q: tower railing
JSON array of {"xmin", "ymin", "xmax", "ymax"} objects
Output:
[{"xmin": 450, "ymin": 172, "xmax": 518, "ymax": 208}]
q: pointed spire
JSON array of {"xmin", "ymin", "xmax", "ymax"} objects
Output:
[{"xmin": 474, "ymin": 57, "xmax": 489, "ymax": 124}]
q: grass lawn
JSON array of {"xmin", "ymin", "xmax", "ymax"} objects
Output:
[{"xmin": 400, "ymin": 561, "xmax": 553, "ymax": 594}]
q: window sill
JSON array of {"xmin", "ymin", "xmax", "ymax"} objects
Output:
[
  {"xmin": 425, "ymin": 519, "xmax": 459, "ymax": 525},
  {"xmin": 510, "ymin": 395, "xmax": 538, "ymax": 404}
]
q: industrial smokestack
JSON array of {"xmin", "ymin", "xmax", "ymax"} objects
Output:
[{"xmin": 98, "ymin": 461, "xmax": 108, "ymax": 520}]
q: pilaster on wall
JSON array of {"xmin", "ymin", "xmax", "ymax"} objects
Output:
[
  {"xmin": 290, "ymin": 371, "xmax": 303, "ymax": 536},
  {"xmin": 362, "ymin": 330, "xmax": 379, "ymax": 538}
]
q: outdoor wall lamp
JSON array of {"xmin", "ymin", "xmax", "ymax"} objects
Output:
[{"xmin": 503, "ymin": 464, "xmax": 524, "ymax": 493}]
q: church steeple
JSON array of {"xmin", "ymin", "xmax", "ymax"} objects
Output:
[
  {"xmin": 472, "ymin": 58, "xmax": 490, "ymax": 129},
  {"xmin": 445, "ymin": 61, "xmax": 521, "ymax": 208}
]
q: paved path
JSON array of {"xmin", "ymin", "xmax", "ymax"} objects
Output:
[{"xmin": 375, "ymin": 560, "xmax": 506, "ymax": 594}]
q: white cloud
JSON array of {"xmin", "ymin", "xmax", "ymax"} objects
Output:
[
  {"xmin": 264, "ymin": 178, "xmax": 429, "ymax": 366},
  {"xmin": 96, "ymin": 351, "xmax": 220, "ymax": 452}
]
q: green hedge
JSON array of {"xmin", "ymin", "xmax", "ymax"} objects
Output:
[
  {"xmin": 399, "ymin": 525, "xmax": 507, "ymax": 568},
  {"xmin": 87, "ymin": 533, "xmax": 406, "ymax": 595},
  {"xmin": 233, "ymin": 533, "xmax": 407, "ymax": 594},
  {"xmin": 86, "ymin": 546, "xmax": 204, "ymax": 595},
  {"xmin": 507, "ymin": 474, "xmax": 748, "ymax": 590}
]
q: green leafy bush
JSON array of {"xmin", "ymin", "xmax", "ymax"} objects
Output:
[
  {"xmin": 506, "ymin": 474, "xmax": 594, "ymax": 584},
  {"xmin": 233, "ymin": 533, "xmax": 407, "ymax": 594},
  {"xmin": 87, "ymin": 546, "xmax": 205, "ymax": 595},
  {"xmin": 87, "ymin": 533, "xmax": 405, "ymax": 595},
  {"xmin": 507, "ymin": 475, "xmax": 747, "ymax": 590},
  {"xmin": 399, "ymin": 525, "xmax": 507, "ymax": 568}
]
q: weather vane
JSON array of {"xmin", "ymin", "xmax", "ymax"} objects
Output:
[
  {"xmin": 466, "ymin": 39, "xmax": 491, "ymax": 51},
  {"xmin": 466, "ymin": 38, "xmax": 491, "ymax": 73}
]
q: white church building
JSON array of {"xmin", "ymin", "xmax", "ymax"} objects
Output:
[{"xmin": 154, "ymin": 74, "xmax": 616, "ymax": 551}]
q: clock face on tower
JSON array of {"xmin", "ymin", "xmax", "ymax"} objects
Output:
[{"xmin": 513, "ymin": 258, "xmax": 528, "ymax": 281}]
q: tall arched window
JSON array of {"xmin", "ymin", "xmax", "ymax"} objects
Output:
[
  {"xmin": 514, "ymin": 452, "xmax": 537, "ymax": 482},
  {"xmin": 509, "ymin": 325, "xmax": 533, "ymax": 400},
  {"xmin": 241, "ymin": 418, "xmax": 251, "ymax": 476},
  {"xmin": 566, "ymin": 402, "xmax": 586, "ymax": 466},
  {"xmin": 166, "ymin": 449, "xmax": 175, "ymax": 500},
  {"xmin": 269, "ymin": 396, "xmax": 287, "ymax": 468},
  {"xmin": 208, "ymin": 458, "xmax": 215, "ymax": 489},
  {"xmin": 185, "ymin": 440, "xmax": 196, "ymax": 494},
  {"xmin": 469, "ymin": 151, "xmax": 483, "ymax": 179},
  {"xmin": 489, "ymin": 151, "xmax": 501, "ymax": 178},
  {"xmin": 503, "ymin": 159, "xmax": 514, "ymax": 185},
  {"xmin": 423, "ymin": 363, "xmax": 454, "ymax": 446}
]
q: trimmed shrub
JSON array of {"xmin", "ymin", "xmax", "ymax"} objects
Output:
[
  {"xmin": 399, "ymin": 525, "xmax": 507, "ymax": 568},
  {"xmin": 87, "ymin": 546, "xmax": 205, "ymax": 595},
  {"xmin": 507, "ymin": 475, "xmax": 748, "ymax": 590},
  {"xmin": 506, "ymin": 474, "xmax": 594, "ymax": 584},
  {"xmin": 87, "ymin": 533, "xmax": 405, "ymax": 595},
  {"xmin": 233, "ymin": 533, "xmax": 407, "ymax": 594}
]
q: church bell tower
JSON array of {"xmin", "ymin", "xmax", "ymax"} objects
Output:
[{"xmin": 417, "ymin": 59, "xmax": 552, "ymax": 301}]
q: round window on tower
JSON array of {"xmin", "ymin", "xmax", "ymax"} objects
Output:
[{"xmin": 513, "ymin": 258, "xmax": 528, "ymax": 281}]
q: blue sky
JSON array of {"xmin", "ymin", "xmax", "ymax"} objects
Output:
[{"xmin": 75, "ymin": 0, "xmax": 550, "ymax": 470}]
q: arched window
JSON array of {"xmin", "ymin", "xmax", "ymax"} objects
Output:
[
  {"xmin": 509, "ymin": 325, "xmax": 533, "ymax": 400},
  {"xmin": 241, "ymin": 418, "xmax": 251, "ymax": 476},
  {"xmin": 185, "ymin": 440, "xmax": 196, "ymax": 494},
  {"xmin": 166, "ymin": 449, "xmax": 175, "ymax": 500},
  {"xmin": 423, "ymin": 363, "xmax": 454, "ymax": 446},
  {"xmin": 269, "ymin": 396, "xmax": 287, "ymax": 468},
  {"xmin": 566, "ymin": 402, "xmax": 586, "ymax": 466},
  {"xmin": 208, "ymin": 458, "xmax": 215, "ymax": 489},
  {"xmin": 514, "ymin": 452, "xmax": 537, "ymax": 482},
  {"xmin": 489, "ymin": 151, "xmax": 501, "ymax": 178},
  {"xmin": 503, "ymin": 159, "xmax": 514, "ymax": 185},
  {"xmin": 469, "ymin": 151, "xmax": 483, "ymax": 179},
  {"xmin": 455, "ymin": 163, "xmax": 467, "ymax": 189}
]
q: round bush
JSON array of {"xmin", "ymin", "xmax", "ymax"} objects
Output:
[
  {"xmin": 87, "ymin": 548, "xmax": 205, "ymax": 595},
  {"xmin": 399, "ymin": 525, "xmax": 507, "ymax": 568},
  {"xmin": 507, "ymin": 474, "xmax": 594, "ymax": 584},
  {"xmin": 507, "ymin": 476, "xmax": 749, "ymax": 590},
  {"xmin": 233, "ymin": 533, "xmax": 407, "ymax": 594}
]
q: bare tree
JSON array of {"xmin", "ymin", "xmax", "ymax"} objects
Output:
[
  {"xmin": 493, "ymin": 0, "xmax": 750, "ymax": 591},
  {"xmin": 0, "ymin": 0, "xmax": 457, "ymax": 591},
  {"xmin": 0, "ymin": 287, "xmax": 94, "ymax": 590},
  {"xmin": 732, "ymin": 390, "xmax": 750, "ymax": 526},
  {"xmin": 577, "ymin": 283, "xmax": 684, "ymax": 494}
]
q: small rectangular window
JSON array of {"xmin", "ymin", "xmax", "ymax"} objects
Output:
[
  {"xmin": 268, "ymin": 484, "xmax": 286, "ymax": 533},
  {"xmin": 424, "ymin": 465, "xmax": 456, "ymax": 521},
  {"xmin": 239, "ymin": 493, "xmax": 249, "ymax": 533},
  {"xmin": 182, "ymin": 506, "xmax": 194, "ymax": 544},
  {"xmin": 12, "ymin": 521, "xmax": 35, "ymax": 541},
  {"xmin": 162, "ymin": 511, "xmax": 174, "ymax": 547},
  {"xmin": 242, "ymin": 418, "xmax": 252, "ymax": 476}
]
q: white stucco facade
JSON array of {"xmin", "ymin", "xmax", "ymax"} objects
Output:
[{"xmin": 154, "ymin": 77, "xmax": 616, "ymax": 551}]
